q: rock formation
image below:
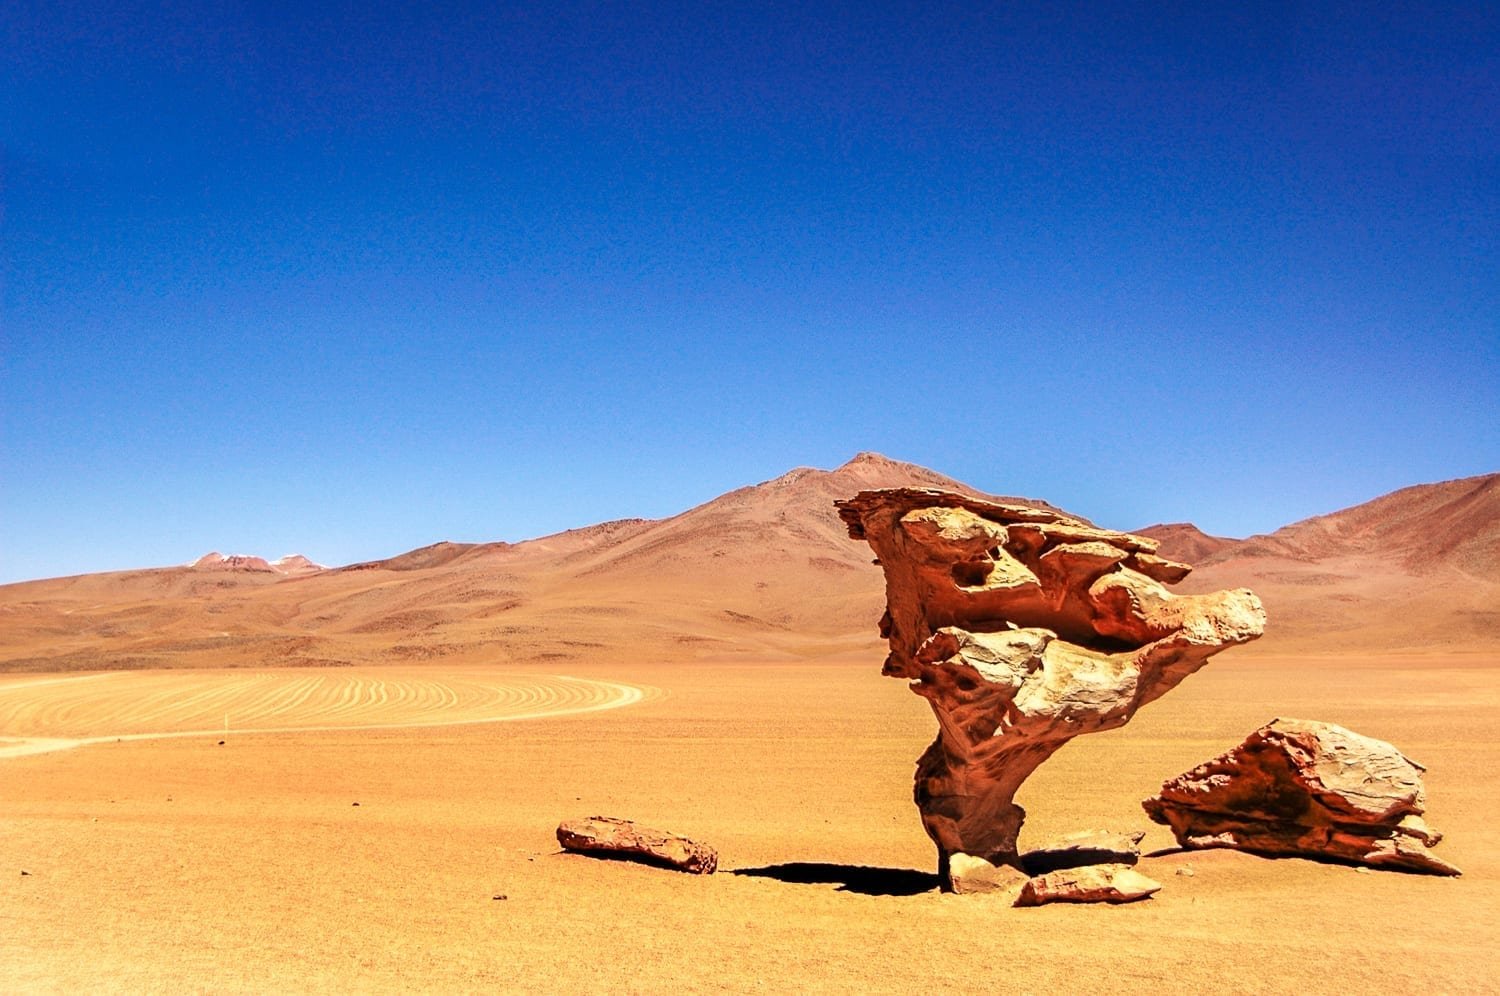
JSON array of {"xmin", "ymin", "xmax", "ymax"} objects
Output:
[
  {"xmin": 1021, "ymin": 829, "xmax": 1145, "ymax": 876},
  {"xmin": 1143, "ymin": 718, "xmax": 1461, "ymax": 875},
  {"xmin": 1015, "ymin": 864, "xmax": 1162, "ymax": 906},
  {"xmin": 836, "ymin": 488, "xmax": 1265, "ymax": 890},
  {"xmin": 556, "ymin": 816, "xmax": 718, "ymax": 874}
]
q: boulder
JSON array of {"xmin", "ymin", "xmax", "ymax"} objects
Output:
[
  {"xmin": 1015, "ymin": 863, "xmax": 1162, "ymax": 906},
  {"xmin": 947, "ymin": 853, "xmax": 1029, "ymax": 897},
  {"xmin": 836, "ymin": 488, "xmax": 1264, "ymax": 891},
  {"xmin": 1143, "ymin": 718, "xmax": 1460, "ymax": 875},
  {"xmin": 1021, "ymin": 829, "xmax": 1145, "ymax": 875},
  {"xmin": 556, "ymin": 816, "xmax": 718, "ymax": 874}
]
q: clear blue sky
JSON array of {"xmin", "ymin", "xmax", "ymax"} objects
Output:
[{"xmin": 3, "ymin": 1, "xmax": 1496, "ymax": 583}]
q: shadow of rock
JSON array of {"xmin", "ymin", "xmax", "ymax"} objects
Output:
[{"xmin": 731, "ymin": 862, "xmax": 939, "ymax": 896}]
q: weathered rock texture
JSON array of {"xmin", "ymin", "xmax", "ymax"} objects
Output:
[
  {"xmin": 1143, "ymin": 718, "xmax": 1461, "ymax": 875},
  {"xmin": 836, "ymin": 488, "xmax": 1265, "ymax": 890},
  {"xmin": 1021, "ymin": 829, "xmax": 1144, "ymax": 876},
  {"xmin": 556, "ymin": 816, "xmax": 718, "ymax": 874},
  {"xmin": 1015, "ymin": 863, "xmax": 1162, "ymax": 907}
]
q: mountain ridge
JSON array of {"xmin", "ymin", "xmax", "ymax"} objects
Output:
[{"xmin": 1, "ymin": 456, "xmax": 1495, "ymax": 669}]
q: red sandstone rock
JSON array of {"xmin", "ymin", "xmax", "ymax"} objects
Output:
[
  {"xmin": 836, "ymin": 488, "xmax": 1264, "ymax": 891},
  {"xmin": 1014, "ymin": 863, "xmax": 1162, "ymax": 906},
  {"xmin": 1143, "ymin": 718, "xmax": 1460, "ymax": 875},
  {"xmin": 556, "ymin": 816, "xmax": 718, "ymax": 874}
]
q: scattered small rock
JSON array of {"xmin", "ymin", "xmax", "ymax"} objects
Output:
[
  {"xmin": 217, "ymin": 740, "xmax": 225, "ymax": 745},
  {"xmin": 492, "ymin": 893, "xmax": 508, "ymax": 901},
  {"xmin": 556, "ymin": 816, "xmax": 717, "ymax": 874},
  {"xmin": 351, "ymin": 802, "xmax": 360, "ymax": 807},
  {"xmin": 1176, "ymin": 866, "xmax": 1195, "ymax": 877},
  {"xmin": 20, "ymin": 870, "xmax": 30, "ymax": 876}
]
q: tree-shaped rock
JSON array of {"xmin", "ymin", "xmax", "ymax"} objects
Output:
[{"xmin": 836, "ymin": 488, "xmax": 1265, "ymax": 890}]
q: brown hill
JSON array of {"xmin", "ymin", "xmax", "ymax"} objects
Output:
[
  {"xmin": 1173, "ymin": 473, "xmax": 1500, "ymax": 651},
  {"xmin": 1134, "ymin": 523, "xmax": 1238, "ymax": 565},
  {"xmin": 0, "ymin": 453, "xmax": 1045, "ymax": 672},
  {"xmin": 1219, "ymin": 473, "xmax": 1500, "ymax": 576},
  {"xmin": 2, "ymin": 459, "xmax": 1495, "ymax": 671}
]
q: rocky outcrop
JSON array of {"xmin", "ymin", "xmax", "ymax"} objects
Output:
[
  {"xmin": 836, "ymin": 488, "xmax": 1265, "ymax": 891},
  {"xmin": 556, "ymin": 816, "xmax": 718, "ymax": 874},
  {"xmin": 1015, "ymin": 864, "xmax": 1162, "ymax": 906},
  {"xmin": 1143, "ymin": 718, "xmax": 1461, "ymax": 875}
]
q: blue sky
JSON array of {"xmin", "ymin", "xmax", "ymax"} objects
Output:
[{"xmin": 3, "ymin": 1, "xmax": 1496, "ymax": 583}]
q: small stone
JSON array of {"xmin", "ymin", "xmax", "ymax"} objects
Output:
[
  {"xmin": 20, "ymin": 870, "xmax": 30, "ymax": 876},
  {"xmin": 492, "ymin": 894, "xmax": 508, "ymax": 900},
  {"xmin": 1176, "ymin": 866, "xmax": 1194, "ymax": 877},
  {"xmin": 352, "ymin": 802, "xmax": 360, "ymax": 807}
]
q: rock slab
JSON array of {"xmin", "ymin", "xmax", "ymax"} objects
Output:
[
  {"xmin": 1015, "ymin": 863, "xmax": 1163, "ymax": 906},
  {"xmin": 836, "ymin": 488, "xmax": 1264, "ymax": 890},
  {"xmin": 1143, "ymin": 718, "xmax": 1460, "ymax": 875},
  {"xmin": 556, "ymin": 816, "xmax": 718, "ymax": 874},
  {"xmin": 1021, "ymin": 829, "xmax": 1145, "ymax": 875}
]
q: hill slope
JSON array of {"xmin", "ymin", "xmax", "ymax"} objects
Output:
[
  {"xmin": 1166, "ymin": 473, "xmax": 1500, "ymax": 650},
  {"xmin": 2, "ymin": 461, "xmax": 1495, "ymax": 670},
  {"xmin": 0, "ymin": 454, "xmax": 1040, "ymax": 670}
]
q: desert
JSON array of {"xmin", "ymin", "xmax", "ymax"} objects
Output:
[
  {"xmin": 7, "ymin": 5, "xmax": 1496, "ymax": 990},
  {"xmin": 3, "ymin": 455, "xmax": 1497, "ymax": 992}
]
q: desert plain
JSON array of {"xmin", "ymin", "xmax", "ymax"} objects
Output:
[{"xmin": 2, "ymin": 454, "xmax": 1497, "ymax": 993}]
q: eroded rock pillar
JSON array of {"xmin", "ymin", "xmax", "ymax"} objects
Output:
[{"xmin": 836, "ymin": 488, "xmax": 1265, "ymax": 889}]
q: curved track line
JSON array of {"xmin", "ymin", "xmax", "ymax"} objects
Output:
[{"xmin": 0, "ymin": 672, "xmax": 657, "ymax": 759}]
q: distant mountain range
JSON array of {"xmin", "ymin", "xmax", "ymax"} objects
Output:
[
  {"xmin": 2, "ymin": 455, "xmax": 1495, "ymax": 671},
  {"xmin": 1135, "ymin": 472, "xmax": 1499, "ymax": 651}
]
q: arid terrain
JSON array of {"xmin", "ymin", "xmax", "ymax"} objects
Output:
[{"xmin": 3, "ymin": 455, "xmax": 1496, "ymax": 992}]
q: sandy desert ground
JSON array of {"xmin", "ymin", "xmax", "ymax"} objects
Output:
[{"xmin": 3, "ymin": 457, "xmax": 1496, "ymax": 992}]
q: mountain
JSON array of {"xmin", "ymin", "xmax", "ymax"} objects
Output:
[
  {"xmin": 1168, "ymin": 473, "xmax": 1500, "ymax": 650},
  {"xmin": 0, "ymin": 453, "xmax": 1036, "ymax": 671},
  {"xmin": 1215, "ymin": 473, "xmax": 1500, "ymax": 577},
  {"xmin": 1, "ymin": 459, "xmax": 1495, "ymax": 671},
  {"xmin": 1133, "ymin": 523, "xmax": 1237, "ymax": 565},
  {"xmin": 192, "ymin": 552, "xmax": 327, "ymax": 575}
]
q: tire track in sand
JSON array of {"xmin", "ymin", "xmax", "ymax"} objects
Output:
[{"xmin": 0, "ymin": 670, "xmax": 656, "ymax": 758}]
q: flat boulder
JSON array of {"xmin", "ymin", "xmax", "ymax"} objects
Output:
[
  {"xmin": 556, "ymin": 816, "xmax": 718, "ymax": 874},
  {"xmin": 1143, "ymin": 718, "xmax": 1460, "ymax": 875},
  {"xmin": 1015, "ymin": 863, "xmax": 1162, "ymax": 907},
  {"xmin": 1021, "ymin": 829, "xmax": 1145, "ymax": 875}
]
